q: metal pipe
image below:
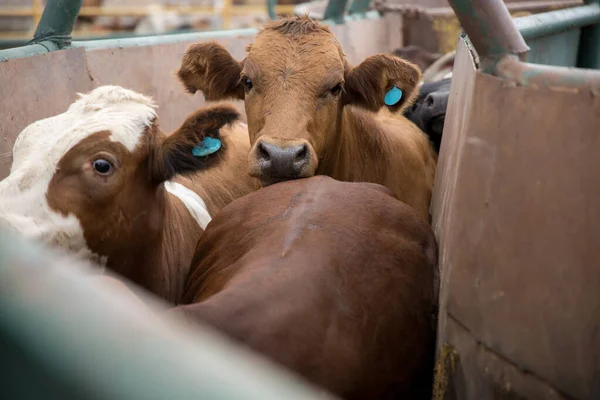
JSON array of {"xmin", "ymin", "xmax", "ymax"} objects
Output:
[
  {"xmin": 447, "ymin": 0, "xmax": 530, "ymax": 63},
  {"xmin": 323, "ymin": 0, "xmax": 350, "ymax": 23},
  {"xmin": 514, "ymin": 2, "xmax": 600, "ymax": 40},
  {"xmin": 0, "ymin": 230, "xmax": 337, "ymax": 400},
  {"xmin": 348, "ymin": 0, "xmax": 371, "ymax": 15},
  {"xmin": 496, "ymin": 55, "xmax": 600, "ymax": 90},
  {"xmin": 0, "ymin": 43, "xmax": 53, "ymax": 62},
  {"xmin": 29, "ymin": 0, "xmax": 83, "ymax": 48},
  {"xmin": 267, "ymin": 0, "xmax": 277, "ymax": 19},
  {"xmin": 0, "ymin": 10, "xmax": 378, "ymax": 60},
  {"xmin": 70, "ymin": 28, "xmax": 258, "ymax": 50}
]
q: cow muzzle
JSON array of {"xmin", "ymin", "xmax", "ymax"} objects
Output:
[{"xmin": 248, "ymin": 138, "xmax": 318, "ymax": 185}]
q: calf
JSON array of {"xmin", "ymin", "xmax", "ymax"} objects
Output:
[
  {"xmin": 177, "ymin": 16, "xmax": 437, "ymax": 220},
  {"xmin": 171, "ymin": 176, "xmax": 438, "ymax": 400},
  {"xmin": 404, "ymin": 77, "xmax": 451, "ymax": 154},
  {"xmin": 0, "ymin": 85, "xmax": 257, "ymax": 303}
]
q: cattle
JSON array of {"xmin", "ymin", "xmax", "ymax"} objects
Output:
[
  {"xmin": 404, "ymin": 77, "xmax": 451, "ymax": 154},
  {"xmin": 169, "ymin": 176, "xmax": 439, "ymax": 400},
  {"xmin": 0, "ymin": 85, "xmax": 258, "ymax": 303},
  {"xmin": 177, "ymin": 16, "xmax": 437, "ymax": 221}
]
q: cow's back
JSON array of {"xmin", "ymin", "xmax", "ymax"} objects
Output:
[{"xmin": 175, "ymin": 176, "xmax": 438, "ymax": 400}]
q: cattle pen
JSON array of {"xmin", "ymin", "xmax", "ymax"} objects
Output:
[{"xmin": 1, "ymin": 0, "xmax": 599, "ymax": 399}]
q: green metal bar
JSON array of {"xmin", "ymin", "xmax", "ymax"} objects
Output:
[
  {"xmin": 577, "ymin": 0, "xmax": 600, "ymax": 69},
  {"xmin": 448, "ymin": 0, "xmax": 530, "ymax": 68},
  {"xmin": 323, "ymin": 0, "xmax": 350, "ymax": 23},
  {"xmin": 0, "ymin": 11, "xmax": 380, "ymax": 60},
  {"xmin": 29, "ymin": 0, "xmax": 83, "ymax": 48},
  {"xmin": 0, "ymin": 28, "xmax": 206, "ymax": 50},
  {"xmin": 496, "ymin": 54, "xmax": 600, "ymax": 89},
  {"xmin": 348, "ymin": 0, "xmax": 371, "ymax": 15},
  {"xmin": 514, "ymin": 2, "xmax": 600, "ymax": 40},
  {"xmin": 0, "ymin": 44, "xmax": 54, "ymax": 62},
  {"xmin": 267, "ymin": 0, "xmax": 277, "ymax": 19},
  {"xmin": 0, "ymin": 230, "xmax": 337, "ymax": 400},
  {"xmin": 70, "ymin": 28, "xmax": 258, "ymax": 50}
]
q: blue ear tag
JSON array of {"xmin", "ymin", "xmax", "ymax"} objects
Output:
[
  {"xmin": 192, "ymin": 136, "xmax": 222, "ymax": 157},
  {"xmin": 384, "ymin": 86, "xmax": 403, "ymax": 106}
]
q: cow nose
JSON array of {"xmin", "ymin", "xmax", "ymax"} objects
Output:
[
  {"xmin": 423, "ymin": 91, "xmax": 448, "ymax": 116},
  {"xmin": 257, "ymin": 141, "xmax": 309, "ymax": 178}
]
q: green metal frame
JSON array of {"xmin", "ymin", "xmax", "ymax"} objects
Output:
[
  {"xmin": 0, "ymin": 230, "xmax": 334, "ymax": 400},
  {"xmin": 0, "ymin": 0, "xmax": 372, "ymax": 61},
  {"xmin": 449, "ymin": 0, "xmax": 600, "ymax": 77},
  {"xmin": 323, "ymin": 0, "xmax": 350, "ymax": 22}
]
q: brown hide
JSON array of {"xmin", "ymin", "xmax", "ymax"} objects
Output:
[
  {"xmin": 177, "ymin": 16, "xmax": 437, "ymax": 221},
  {"xmin": 170, "ymin": 176, "xmax": 438, "ymax": 399}
]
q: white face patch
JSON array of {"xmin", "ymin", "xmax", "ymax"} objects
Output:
[
  {"xmin": 164, "ymin": 181, "xmax": 212, "ymax": 230},
  {"xmin": 0, "ymin": 85, "xmax": 158, "ymax": 266}
]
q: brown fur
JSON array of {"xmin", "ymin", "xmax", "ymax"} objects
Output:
[
  {"xmin": 46, "ymin": 105, "xmax": 259, "ymax": 302},
  {"xmin": 169, "ymin": 176, "xmax": 438, "ymax": 400},
  {"xmin": 177, "ymin": 16, "xmax": 437, "ymax": 220}
]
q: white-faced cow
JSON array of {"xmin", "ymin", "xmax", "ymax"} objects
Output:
[
  {"xmin": 0, "ymin": 85, "xmax": 258, "ymax": 303},
  {"xmin": 169, "ymin": 176, "xmax": 439, "ymax": 400},
  {"xmin": 177, "ymin": 16, "xmax": 437, "ymax": 220}
]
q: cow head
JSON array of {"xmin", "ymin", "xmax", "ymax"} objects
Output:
[
  {"xmin": 177, "ymin": 16, "xmax": 421, "ymax": 186},
  {"xmin": 0, "ymin": 85, "xmax": 238, "ymax": 266}
]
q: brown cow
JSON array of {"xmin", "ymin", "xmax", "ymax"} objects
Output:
[
  {"xmin": 0, "ymin": 85, "xmax": 258, "ymax": 303},
  {"xmin": 170, "ymin": 176, "xmax": 438, "ymax": 400},
  {"xmin": 177, "ymin": 16, "xmax": 437, "ymax": 221}
]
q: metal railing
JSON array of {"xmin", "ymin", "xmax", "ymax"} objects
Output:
[
  {"xmin": 448, "ymin": 0, "xmax": 600, "ymax": 79},
  {"xmin": 0, "ymin": 229, "xmax": 338, "ymax": 400},
  {"xmin": 0, "ymin": 1, "xmax": 298, "ymax": 34},
  {"xmin": 0, "ymin": 0, "xmax": 371, "ymax": 60}
]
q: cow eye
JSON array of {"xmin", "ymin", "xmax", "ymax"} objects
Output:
[
  {"xmin": 243, "ymin": 77, "xmax": 253, "ymax": 92},
  {"xmin": 92, "ymin": 159, "xmax": 113, "ymax": 175},
  {"xmin": 330, "ymin": 83, "xmax": 343, "ymax": 96}
]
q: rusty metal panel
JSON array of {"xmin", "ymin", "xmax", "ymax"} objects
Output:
[
  {"xmin": 0, "ymin": 48, "xmax": 95, "ymax": 179},
  {"xmin": 432, "ymin": 38, "xmax": 600, "ymax": 400},
  {"xmin": 431, "ymin": 37, "xmax": 478, "ymax": 348},
  {"xmin": 83, "ymin": 37, "xmax": 253, "ymax": 133}
]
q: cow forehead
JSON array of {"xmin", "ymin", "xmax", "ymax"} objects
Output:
[
  {"xmin": 12, "ymin": 86, "xmax": 157, "ymax": 174},
  {"xmin": 248, "ymin": 30, "xmax": 344, "ymax": 73}
]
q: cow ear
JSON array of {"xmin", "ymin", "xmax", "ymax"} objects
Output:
[
  {"xmin": 177, "ymin": 42, "xmax": 244, "ymax": 101},
  {"xmin": 150, "ymin": 104, "xmax": 240, "ymax": 183},
  {"xmin": 343, "ymin": 54, "xmax": 421, "ymax": 113}
]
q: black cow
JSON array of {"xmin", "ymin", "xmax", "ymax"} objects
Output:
[{"xmin": 404, "ymin": 78, "xmax": 451, "ymax": 154}]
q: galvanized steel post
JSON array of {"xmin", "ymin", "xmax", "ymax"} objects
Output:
[
  {"xmin": 29, "ymin": 0, "xmax": 83, "ymax": 49},
  {"xmin": 267, "ymin": 0, "xmax": 277, "ymax": 19},
  {"xmin": 0, "ymin": 0, "xmax": 82, "ymax": 61},
  {"xmin": 323, "ymin": 0, "xmax": 350, "ymax": 23},
  {"xmin": 447, "ymin": 0, "xmax": 530, "ymax": 70},
  {"xmin": 348, "ymin": 0, "xmax": 371, "ymax": 15}
]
